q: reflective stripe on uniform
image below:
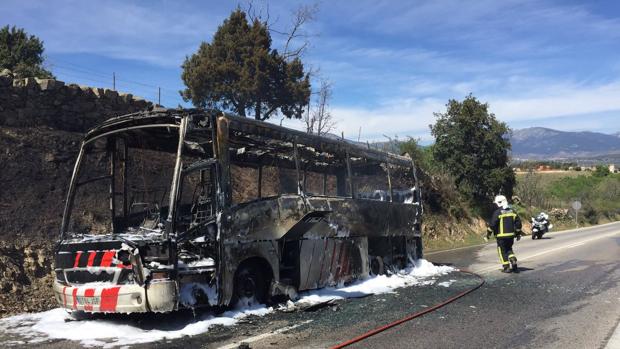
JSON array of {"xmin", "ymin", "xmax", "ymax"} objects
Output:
[
  {"xmin": 497, "ymin": 247, "xmax": 509, "ymax": 265},
  {"xmin": 498, "ymin": 213, "xmax": 517, "ymax": 236},
  {"xmin": 498, "ymin": 213, "xmax": 517, "ymax": 219},
  {"xmin": 496, "ymin": 233, "xmax": 515, "ymax": 237}
]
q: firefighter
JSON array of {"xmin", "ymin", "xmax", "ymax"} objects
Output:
[{"xmin": 486, "ymin": 195, "xmax": 523, "ymax": 273}]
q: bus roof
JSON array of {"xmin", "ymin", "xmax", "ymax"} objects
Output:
[{"xmin": 84, "ymin": 108, "xmax": 414, "ymax": 168}]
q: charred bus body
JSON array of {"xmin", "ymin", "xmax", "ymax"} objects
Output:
[{"xmin": 53, "ymin": 109, "xmax": 423, "ymax": 313}]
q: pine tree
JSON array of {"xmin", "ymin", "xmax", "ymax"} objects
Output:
[{"xmin": 181, "ymin": 9, "xmax": 310, "ymax": 121}]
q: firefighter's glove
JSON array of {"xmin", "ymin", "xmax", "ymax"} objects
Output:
[
  {"xmin": 485, "ymin": 227, "xmax": 493, "ymax": 241},
  {"xmin": 516, "ymin": 230, "xmax": 522, "ymax": 241}
]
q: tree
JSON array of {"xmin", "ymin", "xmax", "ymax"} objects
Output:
[
  {"xmin": 246, "ymin": 1, "xmax": 319, "ymax": 60},
  {"xmin": 399, "ymin": 137, "xmax": 432, "ymax": 171},
  {"xmin": 181, "ymin": 9, "xmax": 311, "ymax": 121},
  {"xmin": 280, "ymin": 3, "xmax": 319, "ymax": 60},
  {"xmin": 593, "ymin": 165, "xmax": 610, "ymax": 177},
  {"xmin": 0, "ymin": 25, "xmax": 53, "ymax": 79},
  {"xmin": 515, "ymin": 170, "xmax": 547, "ymax": 208},
  {"xmin": 304, "ymin": 79, "xmax": 335, "ymax": 135},
  {"xmin": 430, "ymin": 95, "xmax": 515, "ymax": 208}
]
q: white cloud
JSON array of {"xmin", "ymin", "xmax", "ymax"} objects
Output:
[
  {"xmin": 325, "ymin": 0, "xmax": 620, "ymax": 51},
  {"xmin": 487, "ymin": 81, "xmax": 620, "ymax": 121},
  {"xmin": 0, "ymin": 0, "xmax": 221, "ymax": 67},
  {"xmin": 279, "ymin": 98, "xmax": 445, "ymax": 142},
  {"xmin": 284, "ymin": 79, "xmax": 620, "ymax": 142}
]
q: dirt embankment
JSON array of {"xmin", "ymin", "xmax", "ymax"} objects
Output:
[
  {"xmin": 0, "ymin": 240, "xmax": 56, "ymax": 315},
  {"xmin": 0, "ymin": 127, "xmax": 81, "ymax": 239},
  {"xmin": 0, "ymin": 126, "xmax": 82, "ymax": 316}
]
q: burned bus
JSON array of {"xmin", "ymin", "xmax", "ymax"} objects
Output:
[{"xmin": 53, "ymin": 109, "xmax": 423, "ymax": 313}]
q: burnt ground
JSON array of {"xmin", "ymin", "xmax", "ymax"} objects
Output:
[{"xmin": 141, "ymin": 272, "xmax": 483, "ymax": 349}]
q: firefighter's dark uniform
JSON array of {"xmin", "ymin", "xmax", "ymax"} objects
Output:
[{"xmin": 487, "ymin": 207, "xmax": 522, "ymax": 273}]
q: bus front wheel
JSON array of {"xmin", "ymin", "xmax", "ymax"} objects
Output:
[{"xmin": 233, "ymin": 263, "xmax": 268, "ymax": 307}]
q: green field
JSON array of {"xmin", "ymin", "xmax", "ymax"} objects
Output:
[{"xmin": 515, "ymin": 169, "xmax": 619, "ymax": 227}]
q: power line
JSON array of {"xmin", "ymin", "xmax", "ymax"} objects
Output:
[
  {"xmin": 49, "ymin": 58, "xmax": 181, "ymax": 95},
  {"xmin": 51, "ymin": 70, "xmax": 112, "ymax": 87},
  {"xmin": 48, "ymin": 60, "xmax": 112, "ymax": 79},
  {"xmin": 48, "ymin": 60, "xmax": 186, "ymax": 105},
  {"xmin": 53, "ymin": 70, "xmax": 185, "ymax": 106}
]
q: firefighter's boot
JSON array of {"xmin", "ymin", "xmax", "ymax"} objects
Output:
[
  {"xmin": 509, "ymin": 256, "xmax": 519, "ymax": 273},
  {"xmin": 501, "ymin": 265, "xmax": 512, "ymax": 273}
]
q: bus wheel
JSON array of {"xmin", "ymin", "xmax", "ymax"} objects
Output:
[
  {"xmin": 393, "ymin": 256, "xmax": 407, "ymax": 270},
  {"xmin": 234, "ymin": 264, "xmax": 268, "ymax": 307},
  {"xmin": 370, "ymin": 256, "xmax": 384, "ymax": 276}
]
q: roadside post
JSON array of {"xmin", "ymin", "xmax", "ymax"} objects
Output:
[{"xmin": 572, "ymin": 200, "xmax": 582, "ymax": 228}]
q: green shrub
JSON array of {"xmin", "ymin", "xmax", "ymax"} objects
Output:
[{"xmin": 545, "ymin": 173, "xmax": 619, "ymax": 224}]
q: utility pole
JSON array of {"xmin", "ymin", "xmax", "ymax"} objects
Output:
[
  {"xmin": 158, "ymin": 87, "xmax": 161, "ymax": 106},
  {"xmin": 112, "ymin": 72, "xmax": 116, "ymax": 91}
]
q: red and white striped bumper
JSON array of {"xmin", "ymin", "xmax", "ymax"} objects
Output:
[{"xmin": 53, "ymin": 280, "xmax": 178, "ymax": 313}]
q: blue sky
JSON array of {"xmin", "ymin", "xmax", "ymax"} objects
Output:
[{"xmin": 2, "ymin": 0, "xmax": 619, "ymax": 142}]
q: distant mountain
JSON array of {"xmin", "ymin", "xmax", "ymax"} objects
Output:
[{"xmin": 510, "ymin": 127, "xmax": 620, "ymax": 160}]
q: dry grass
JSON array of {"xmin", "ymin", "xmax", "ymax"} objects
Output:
[{"xmin": 516, "ymin": 170, "xmax": 589, "ymax": 182}]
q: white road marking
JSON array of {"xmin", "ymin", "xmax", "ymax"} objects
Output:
[
  {"xmin": 605, "ymin": 319, "xmax": 620, "ymax": 349},
  {"xmin": 475, "ymin": 230, "xmax": 619, "ymax": 274},
  {"xmin": 425, "ymin": 243, "xmax": 487, "ymax": 255},
  {"xmin": 426, "ymin": 221, "xmax": 620, "ymax": 256},
  {"xmin": 217, "ymin": 320, "xmax": 313, "ymax": 349}
]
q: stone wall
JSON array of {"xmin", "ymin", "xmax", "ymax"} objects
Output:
[{"xmin": 0, "ymin": 69, "xmax": 153, "ymax": 132}]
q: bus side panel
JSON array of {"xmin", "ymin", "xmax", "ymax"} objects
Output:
[
  {"xmin": 224, "ymin": 195, "xmax": 421, "ymax": 243},
  {"xmin": 323, "ymin": 198, "xmax": 419, "ymax": 238},
  {"xmin": 298, "ymin": 239, "xmax": 324, "ymax": 290},
  {"xmin": 298, "ymin": 236, "xmax": 368, "ymax": 291}
]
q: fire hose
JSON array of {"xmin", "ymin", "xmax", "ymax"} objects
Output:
[{"xmin": 330, "ymin": 269, "xmax": 485, "ymax": 349}]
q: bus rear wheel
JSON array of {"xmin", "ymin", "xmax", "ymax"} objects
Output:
[
  {"xmin": 233, "ymin": 264, "xmax": 268, "ymax": 307},
  {"xmin": 369, "ymin": 256, "xmax": 385, "ymax": 276}
]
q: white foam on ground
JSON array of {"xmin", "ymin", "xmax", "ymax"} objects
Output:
[
  {"xmin": 0, "ymin": 259, "xmax": 454, "ymax": 348},
  {"xmin": 296, "ymin": 258, "xmax": 454, "ymax": 305},
  {"xmin": 0, "ymin": 306, "xmax": 269, "ymax": 348},
  {"xmin": 437, "ymin": 279, "xmax": 457, "ymax": 287}
]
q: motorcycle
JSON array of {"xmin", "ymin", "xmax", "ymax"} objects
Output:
[{"xmin": 531, "ymin": 212, "xmax": 552, "ymax": 239}]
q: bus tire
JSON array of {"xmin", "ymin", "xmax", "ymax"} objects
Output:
[
  {"xmin": 369, "ymin": 256, "xmax": 384, "ymax": 276},
  {"xmin": 414, "ymin": 236, "xmax": 423, "ymax": 260},
  {"xmin": 233, "ymin": 263, "xmax": 269, "ymax": 307}
]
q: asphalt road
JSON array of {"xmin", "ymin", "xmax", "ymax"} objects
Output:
[
  {"xmin": 354, "ymin": 222, "xmax": 620, "ymax": 349},
  {"xmin": 3, "ymin": 222, "xmax": 619, "ymax": 349}
]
